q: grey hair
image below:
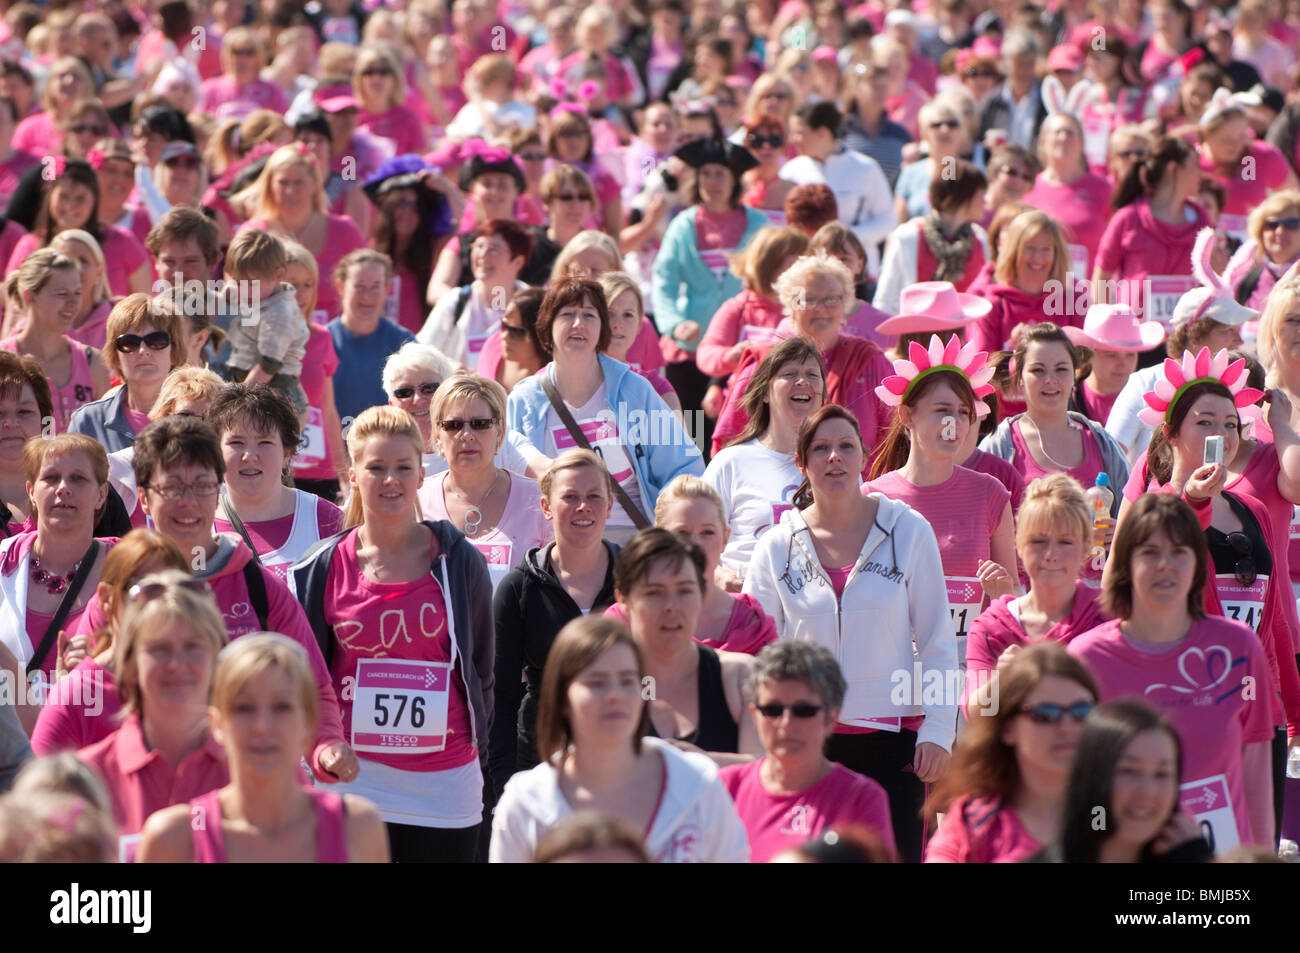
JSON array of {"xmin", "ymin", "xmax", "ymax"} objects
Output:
[
  {"xmin": 773, "ymin": 251, "xmax": 856, "ymax": 315},
  {"xmin": 381, "ymin": 342, "xmax": 457, "ymax": 397},
  {"xmin": 743, "ymin": 640, "xmax": 846, "ymax": 710},
  {"xmin": 1002, "ymin": 28, "xmax": 1041, "ymax": 59}
]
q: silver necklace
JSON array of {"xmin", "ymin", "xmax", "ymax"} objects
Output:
[
  {"xmin": 454, "ymin": 470, "xmax": 503, "ymax": 537},
  {"xmin": 1030, "ymin": 416, "xmax": 1082, "ymax": 471}
]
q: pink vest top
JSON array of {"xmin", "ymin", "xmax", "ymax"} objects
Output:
[
  {"xmin": 0, "ymin": 335, "xmax": 94, "ymax": 432},
  {"xmin": 189, "ymin": 787, "xmax": 350, "ymax": 863}
]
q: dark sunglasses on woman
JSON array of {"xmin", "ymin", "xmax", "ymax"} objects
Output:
[
  {"xmin": 439, "ymin": 417, "xmax": 496, "ymax": 432},
  {"xmin": 114, "ymin": 331, "xmax": 171, "ymax": 353},
  {"xmin": 393, "ymin": 382, "xmax": 439, "ymax": 400}
]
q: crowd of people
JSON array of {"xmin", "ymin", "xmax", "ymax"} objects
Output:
[{"xmin": 2, "ymin": 0, "xmax": 1300, "ymax": 865}]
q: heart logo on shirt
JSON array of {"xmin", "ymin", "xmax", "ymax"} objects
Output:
[
  {"xmin": 229, "ymin": 602, "xmax": 252, "ymax": 618},
  {"xmin": 1148, "ymin": 645, "xmax": 1235, "ymax": 698}
]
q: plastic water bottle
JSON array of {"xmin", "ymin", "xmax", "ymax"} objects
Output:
[
  {"xmin": 1085, "ymin": 473, "xmax": 1114, "ymax": 569},
  {"xmin": 1287, "ymin": 745, "xmax": 1300, "ymax": 779}
]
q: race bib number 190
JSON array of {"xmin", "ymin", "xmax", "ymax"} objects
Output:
[{"xmin": 351, "ymin": 658, "xmax": 451, "ymax": 755}]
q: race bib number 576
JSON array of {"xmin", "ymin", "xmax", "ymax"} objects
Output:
[{"xmin": 351, "ymin": 659, "xmax": 451, "ymax": 755}]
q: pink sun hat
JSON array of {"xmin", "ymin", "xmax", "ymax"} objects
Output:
[
  {"xmin": 1064, "ymin": 303, "xmax": 1166, "ymax": 352},
  {"xmin": 875, "ymin": 281, "xmax": 992, "ymax": 335}
]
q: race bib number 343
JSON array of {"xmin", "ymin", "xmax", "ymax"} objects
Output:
[{"xmin": 351, "ymin": 658, "xmax": 451, "ymax": 755}]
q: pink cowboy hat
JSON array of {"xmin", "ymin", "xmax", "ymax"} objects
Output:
[
  {"xmin": 1064, "ymin": 304, "xmax": 1166, "ymax": 352},
  {"xmin": 875, "ymin": 281, "xmax": 992, "ymax": 335}
]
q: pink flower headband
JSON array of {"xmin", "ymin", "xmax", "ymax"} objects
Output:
[
  {"xmin": 875, "ymin": 335, "xmax": 997, "ymax": 417},
  {"xmin": 85, "ymin": 147, "xmax": 104, "ymax": 171},
  {"xmin": 1138, "ymin": 347, "xmax": 1264, "ymax": 428}
]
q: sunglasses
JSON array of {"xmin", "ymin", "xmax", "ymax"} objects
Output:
[
  {"xmin": 231, "ymin": 47, "xmax": 258, "ymax": 57},
  {"xmin": 361, "ymin": 68, "xmax": 392, "ymax": 77},
  {"xmin": 501, "ymin": 323, "xmax": 530, "ymax": 340},
  {"xmin": 439, "ymin": 417, "xmax": 496, "ymax": 432},
  {"xmin": 554, "ymin": 192, "xmax": 592, "ymax": 203},
  {"xmin": 1020, "ymin": 701, "xmax": 1094, "ymax": 724},
  {"xmin": 965, "ymin": 68, "xmax": 998, "ymax": 79},
  {"xmin": 1264, "ymin": 217, "xmax": 1300, "ymax": 232},
  {"xmin": 393, "ymin": 382, "xmax": 439, "ymax": 400},
  {"xmin": 114, "ymin": 331, "xmax": 171, "ymax": 353},
  {"xmin": 929, "ymin": 119, "xmax": 961, "ymax": 130},
  {"xmin": 747, "ymin": 134, "xmax": 784, "ymax": 149},
  {"xmin": 1224, "ymin": 531, "xmax": 1257, "ymax": 586},
  {"xmin": 520, "ymin": 152, "xmax": 547, "ymax": 162},
  {"xmin": 1000, "ymin": 166, "xmax": 1033, "ymax": 182},
  {"xmin": 128, "ymin": 577, "xmax": 211, "ymax": 603},
  {"xmin": 165, "ymin": 156, "xmax": 200, "ymax": 170},
  {"xmin": 756, "ymin": 702, "xmax": 824, "ymax": 719},
  {"xmin": 1117, "ymin": 149, "xmax": 1148, "ymax": 161},
  {"xmin": 762, "ymin": 90, "xmax": 792, "ymax": 100},
  {"xmin": 71, "ymin": 124, "xmax": 107, "ymax": 136}
]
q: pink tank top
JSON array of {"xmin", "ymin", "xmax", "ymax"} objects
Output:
[
  {"xmin": 0, "ymin": 336, "xmax": 94, "ymax": 432},
  {"xmin": 189, "ymin": 787, "xmax": 349, "ymax": 863},
  {"xmin": 1008, "ymin": 416, "xmax": 1105, "ymax": 487}
]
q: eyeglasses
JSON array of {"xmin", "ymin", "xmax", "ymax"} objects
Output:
[
  {"xmin": 1264, "ymin": 217, "xmax": 1300, "ymax": 232},
  {"xmin": 70, "ymin": 124, "xmax": 107, "ymax": 136},
  {"xmin": 393, "ymin": 382, "xmax": 439, "ymax": 400},
  {"xmin": 165, "ymin": 156, "xmax": 200, "ymax": 170},
  {"xmin": 114, "ymin": 331, "xmax": 171, "ymax": 353},
  {"xmin": 929, "ymin": 119, "xmax": 961, "ymax": 131},
  {"xmin": 999, "ymin": 166, "xmax": 1033, "ymax": 182},
  {"xmin": 1117, "ymin": 149, "xmax": 1148, "ymax": 161},
  {"xmin": 144, "ymin": 479, "xmax": 221, "ymax": 500},
  {"xmin": 1224, "ymin": 531, "xmax": 1257, "ymax": 586},
  {"xmin": 553, "ymin": 192, "xmax": 592, "ymax": 203},
  {"xmin": 231, "ymin": 47, "xmax": 258, "ymax": 57},
  {"xmin": 747, "ymin": 134, "xmax": 784, "ymax": 149},
  {"xmin": 501, "ymin": 323, "xmax": 530, "ymax": 340},
  {"xmin": 965, "ymin": 68, "xmax": 999, "ymax": 79},
  {"xmin": 1019, "ymin": 701, "xmax": 1094, "ymax": 725},
  {"xmin": 439, "ymin": 417, "xmax": 497, "ymax": 432},
  {"xmin": 128, "ymin": 577, "xmax": 210, "ymax": 603},
  {"xmin": 756, "ymin": 702, "xmax": 824, "ymax": 719},
  {"xmin": 801, "ymin": 294, "xmax": 844, "ymax": 310},
  {"xmin": 761, "ymin": 90, "xmax": 791, "ymax": 100}
]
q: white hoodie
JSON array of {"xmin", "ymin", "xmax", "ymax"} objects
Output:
[
  {"xmin": 489, "ymin": 737, "xmax": 750, "ymax": 863},
  {"xmin": 743, "ymin": 494, "xmax": 959, "ymax": 752}
]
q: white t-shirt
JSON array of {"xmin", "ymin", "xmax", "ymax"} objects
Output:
[
  {"xmin": 417, "ymin": 282, "xmax": 527, "ymax": 369},
  {"xmin": 416, "ymin": 470, "xmax": 554, "ymax": 592},
  {"xmin": 543, "ymin": 382, "xmax": 645, "ymax": 528},
  {"xmin": 704, "ymin": 439, "xmax": 803, "ymax": 578}
]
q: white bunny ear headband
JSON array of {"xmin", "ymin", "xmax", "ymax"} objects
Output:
[
  {"xmin": 1198, "ymin": 86, "xmax": 1262, "ymax": 127},
  {"xmin": 1040, "ymin": 74, "xmax": 1094, "ymax": 120}
]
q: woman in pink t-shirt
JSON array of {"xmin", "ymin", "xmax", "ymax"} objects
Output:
[
  {"xmin": 599, "ymin": 274, "xmax": 682, "ymax": 413},
  {"xmin": 1050, "ymin": 699, "xmax": 1214, "ymax": 862},
  {"xmin": 352, "ymin": 46, "xmax": 428, "ymax": 158},
  {"xmin": 237, "ymin": 144, "xmax": 366, "ymax": 323},
  {"xmin": 926, "ymin": 642, "xmax": 1099, "ymax": 863},
  {"xmin": 721, "ymin": 640, "xmax": 895, "ymax": 862},
  {"xmin": 198, "ymin": 28, "xmax": 289, "ymax": 120},
  {"xmin": 971, "ymin": 210, "xmax": 1088, "ymax": 357},
  {"xmin": 1070, "ymin": 494, "xmax": 1277, "ymax": 851},
  {"xmin": 138, "ymin": 634, "xmax": 390, "ymax": 863},
  {"xmin": 695, "ymin": 226, "xmax": 808, "ymax": 381},
  {"xmin": 2, "ymin": 249, "xmax": 111, "ymax": 432},
  {"xmin": 293, "ymin": 406, "xmax": 494, "ymax": 863},
  {"xmin": 417, "ymin": 373, "xmax": 552, "ymax": 593},
  {"xmin": 32, "ymin": 529, "xmax": 187, "ymax": 757},
  {"xmin": 1094, "ymin": 136, "xmax": 1209, "ymax": 327},
  {"xmin": 1198, "ymin": 101, "xmax": 1299, "ymax": 244},
  {"xmin": 607, "ymin": 476, "xmax": 778, "ymax": 656},
  {"xmin": 77, "ymin": 572, "xmax": 230, "ymax": 849},
  {"xmin": 11, "ymin": 57, "xmax": 93, "ymax": 156},
  {"xmin": 49, "ymin": 230, "xmax": 116, "ymax": 352},
  {"xmin": 1023, "ymin": 113, "xmax": 1114, "ymax": 285},
  {"xmin": 965, "ymin": 474, "xmax": 1108, "ymax": 693},
  {"xmin": 209, "ymin": 385, "xmax": 345, "ymax": 584},
  {"xmin": 866, "ymin": 335, "xmax": 1018, "ymax": 655}
]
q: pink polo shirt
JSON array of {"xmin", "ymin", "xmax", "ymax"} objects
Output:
[
  {"xmin": 31, "ymin": 656, "xmax": 122, "ymax": 755},
  {"xmin": 719, "ymin": 759, "xmax": 896, "ymax": 863},
  {"xmin": 78, "ymin": 713, "xmax": 229, "ymax": 836},
  {"xmin": 925, "ymin": 794, "xmax": 1043, "ymax": 863}
]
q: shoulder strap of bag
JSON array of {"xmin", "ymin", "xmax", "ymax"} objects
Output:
[
  {"xmin": 453, "ymin": 283, "xmax": 472, "ymax": 324},
  {"xmin": 539, "ymin": 374, "xmax": 651, "ymax": 529},
  {"xmin": 221, "ymin": 495, "xmax": 263, "ymax": 567},
  {"xmin": 27, "ymin": 540, "xmax": 100, "ymax": 675},
  {"xmin": 241, "ymin": 559, "xmax": 271, "ymax": 631}
]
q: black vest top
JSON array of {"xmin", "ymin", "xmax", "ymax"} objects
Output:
[{"xmin": 650, "ymin": 644, "xmax": 739, "ymax": 753}]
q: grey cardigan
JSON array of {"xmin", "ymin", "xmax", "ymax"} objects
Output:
[{"xmin": 978, "ymin": 410, "xmax": 1129, "ymax": 517}]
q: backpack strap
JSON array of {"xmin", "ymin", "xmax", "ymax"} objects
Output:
[
  {"xmin": 1235, "ymin": 264, "xmax": 1265, "ymax": 305},
  {"xmin": 453, "ymin": 284, "xmax": 472, "ymax": 324},
  {"xmin": 241, "ymin": 559, "xmax": 270, "ymax": 631}
]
